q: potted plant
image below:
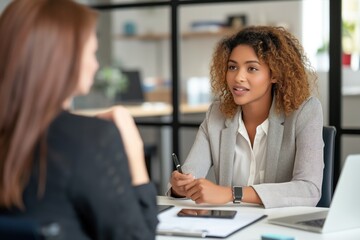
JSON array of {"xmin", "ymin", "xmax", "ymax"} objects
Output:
[
  {"xmin": 342, "ymin": 20, "xmax": 356, "ymax": 66},
  {"xmin": 93, "ymin": 66, "xmax": 129, "ymax": 101}
]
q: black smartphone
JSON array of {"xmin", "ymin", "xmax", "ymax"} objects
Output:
[{"xmin": 177, "ymin": 208, "xmax": 237, "ymax": 219}]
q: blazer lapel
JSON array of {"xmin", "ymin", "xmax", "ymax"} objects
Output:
[
  {"xmin": 219, "ymin": 111, "xmax": 239, "ymax": 186},
  {"xmin": 264, "ymin": 99, "xmax": 285, "ymax": 183}
]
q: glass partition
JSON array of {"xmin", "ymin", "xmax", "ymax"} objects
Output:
[
  {"xmin": 73, "ymin": 6, "xmax": 173, "ymax": 124},
  {"xmin": 341, "ymin": 135, "xmax": 360, "ymax": 167},
  {"xmin": 342, "ymin": 0, "xmax": 360, "ymax": 129},
  {"xmin": 178, "ymin": 1, "xmax": 321, "ymax": 123}
]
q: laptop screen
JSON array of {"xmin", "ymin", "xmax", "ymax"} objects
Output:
[{"xmin": 115, "ymin": 70, "xmax": 145, "ymax": 104}]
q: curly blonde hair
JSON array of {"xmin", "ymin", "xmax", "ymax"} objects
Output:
[{"xmin": 210, "ymin": 25, "xmax": 317, "ymax": 119}]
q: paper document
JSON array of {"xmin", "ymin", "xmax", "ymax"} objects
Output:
[{"xmin": 157, "ymin": 206, "xmax": 266, "ymax": 238}]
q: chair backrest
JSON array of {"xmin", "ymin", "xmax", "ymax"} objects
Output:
[
  {"xmin": 0, "ymin": 216, "xmax": 61, "ymax": 240},
  {"xmin": 317, "ymin": 126, "xmax": 336, "ymax": 207}
]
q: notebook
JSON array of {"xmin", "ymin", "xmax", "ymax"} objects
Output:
[
  {"xmin": 268, "ymin": 154, "xmax": 360, "ymax": 233},
  {"xmin": 157, "ymin": 206, "xmax": 266, "ymax": 238}
]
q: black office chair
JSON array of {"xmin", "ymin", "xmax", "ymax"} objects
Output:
[
  {"xmin": 144, "ymin": 144, "xmax": 157, "ymax": 180},
  {"xmin": 316, "ymin": 126, "xmax": 336, "ymax": 208},
  {"xmin": 0, "ymin": 216, "xmax": 61, "ymax": 240}
]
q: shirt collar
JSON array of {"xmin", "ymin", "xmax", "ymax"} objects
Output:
[{"xmin": 238, "ymin": 109, "xmax": 269, "ymax": 135}]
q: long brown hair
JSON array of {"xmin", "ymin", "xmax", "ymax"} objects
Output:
[
  {"xmin": 210, "ymin": 26, "xmax": 317, "ymax": 118},
  {"xmin": 0, "ymin": 0, "xmax": 97, "ymax": 208}
]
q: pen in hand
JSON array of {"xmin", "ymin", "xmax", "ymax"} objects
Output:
[{"xmin": 172, "ymin": 153, "xmax": 183, "ymax": 174}]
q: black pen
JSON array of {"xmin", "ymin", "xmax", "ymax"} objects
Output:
[{"xmin": 172, "ymin": 153, "xmax": 183, "ymax": 174}]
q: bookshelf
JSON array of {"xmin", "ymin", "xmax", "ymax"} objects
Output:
[{"xmin": 115, "ymin": 27, "xmax": 238, "ymax": 41}]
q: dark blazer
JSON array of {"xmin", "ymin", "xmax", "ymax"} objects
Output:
[{"xmin": 0, "ymin": 111, "xmax": 158, "ymax": 240}]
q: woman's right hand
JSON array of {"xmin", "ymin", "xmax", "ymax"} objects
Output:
[
  {"xmin": 96, "ymin": 106, "xmax": 149, "ymax": 186},
  {"xmin": 170, "ymin": 170, "xmax": 195, "ymax": 197}
]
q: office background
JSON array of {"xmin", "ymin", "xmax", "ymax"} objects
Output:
[{"xmin": 1, "ymin": 0, "xmax": 359, "ymax": 194}]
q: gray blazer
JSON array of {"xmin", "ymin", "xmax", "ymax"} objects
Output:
[{"xmin": 180, "ymin": 96, "xmax": 324, "ymax": 208}]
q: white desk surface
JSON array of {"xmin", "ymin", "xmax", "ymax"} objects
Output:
[
  {"xmin": 157, "ymin": 196, "xmax": 360, "ymax": 240},
  {"xmin": 73, "ymin": 102, "xmax": 209, "ymax": 118}
]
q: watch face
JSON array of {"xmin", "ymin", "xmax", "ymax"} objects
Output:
[{"xmin": 233, "ymin": 186, "xmax": 243, "ymax": 203}]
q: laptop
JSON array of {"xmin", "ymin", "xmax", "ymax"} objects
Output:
[
  {"xmin": 268, "ymin": 154, "xmax": 360, "ymax": 233},
  {"xmin": 114, "ymin": 70, "xmax": 145, "ymax": 105}
]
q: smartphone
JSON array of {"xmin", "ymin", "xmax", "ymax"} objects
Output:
[{"xmin": 177, "ymin": 208, "xmax": 237, "ymax": 219}]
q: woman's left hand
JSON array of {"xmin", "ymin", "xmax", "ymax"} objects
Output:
[{"xmin": 183, "ymin": 178, "xmax": 232, "ymax": 204}]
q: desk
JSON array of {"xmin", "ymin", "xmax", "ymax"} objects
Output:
[
  {"xmin": 157, "ymin": 196, "xmax": 360, "ymax": 240},
  {"xmin": 73, "ymin": 102, "xmax": 209, "ymax": 118}
]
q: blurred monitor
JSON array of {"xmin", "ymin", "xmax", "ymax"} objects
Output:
[{"xmin": 115, "ymin": 70, "xmax": 145, "ymax": 105}]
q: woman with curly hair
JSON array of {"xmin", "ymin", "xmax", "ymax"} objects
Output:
[{"xmin": 169, "ymin": 26, "xmax": 324, "ymax": 208}]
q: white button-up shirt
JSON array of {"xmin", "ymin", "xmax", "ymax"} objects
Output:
[{"xmin": 232, "ymin": 111, "xmax": 268, "ymax": 186}]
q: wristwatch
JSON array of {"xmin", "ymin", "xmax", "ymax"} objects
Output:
[{"xmin": 232, "ymin": 186, "xmax": 243, "ymax": 203}]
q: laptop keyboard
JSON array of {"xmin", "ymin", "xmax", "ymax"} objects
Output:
[{"xmin": 297, "ymin": 218, "xmax": 326, "ymax": 228}]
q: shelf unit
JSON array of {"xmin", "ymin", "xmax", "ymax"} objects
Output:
[{"xmin": 115, "ymin": 27, "xmax": 238, "ymax": 41}]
